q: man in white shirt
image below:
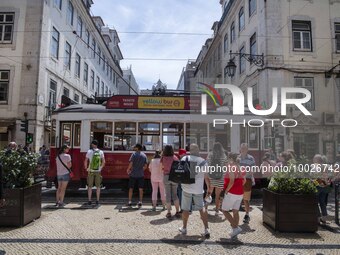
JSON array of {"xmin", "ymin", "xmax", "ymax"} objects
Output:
[
  {"xmin": 178, "ymin": 144, "xmax": 211, "ymax": 238},
  {"xmin": 84, "ymin": 140, "xmax": 105, "ymax": 206}
]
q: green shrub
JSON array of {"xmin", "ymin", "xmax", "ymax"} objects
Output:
[
  {"xmin": 267, "ymin": 157, "xmax": 317, "ymax": 194},
  {"xmin": 0, "ymin": 150, "xmax": 39, "ymax": 188}
]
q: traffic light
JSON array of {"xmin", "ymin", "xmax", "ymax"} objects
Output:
[
  {"xmin": 20, "ymin": 120, "xmax": 28, "ymax": 133},
  {"xmin": 26, "ymin": 133, "xmax": 33, "ymax": 144}
]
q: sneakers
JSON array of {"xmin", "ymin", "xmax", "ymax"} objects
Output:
[
  {"xmin": 58, "ymin": 202, "xmax": 65, "ymax": 208},
  {"xmin": 151, "ymin": 206, "xmax": 156, "ymax": 211},
  {"xmin": 137, "ymin": 202, "xmax": 142, "ymax": 208},
  {"xmin": 95, "ymin": 201, "xmax": 99, "ymax": 206},
  {"xmin": 178, "ymin": 227, "xmax": 187, "ymax": 235},
  {"xmin": 126, "ymin": 202, "xmax": 132, "ymax": 207},
  {"xmin": 202, "ymin": 228, "xmax": 210, "ymax": 239},
  {"xmin": 230, "ymin": 227, "xmax": 242, "ymax": 238},
  {"xmin": 87, "ymin": 201, "xmax": 92, "ymax": 206},
  {"xmin": 243, "ymin": 214, "xmax": 250, "ymax": 223}
]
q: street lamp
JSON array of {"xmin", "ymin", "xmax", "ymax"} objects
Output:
[
  {"xmin": 325, "ymin": 61, "xmax": 340, "ymax": 79},
  {"xmin": 225, "ymin": 50, "xmax": 265, "ymax": 77}
]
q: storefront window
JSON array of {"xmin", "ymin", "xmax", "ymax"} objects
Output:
[
  {"xmin": 139, "ymin": 123, "xmax": 160, "ymax": 151},
  {"xmin": 162, "ymin": 123, "xmax": 183, "ymax": 151},
  {"xmin": 91, "ymin": 122, "xmax": 112, "ymax": 150},
  {"xmin": 186, "ymin": 123, "xmax": 208, "ymax": 152},
  {"xmin": 114, "ymin": 122, "xmax": 136, "ymax": 151}
]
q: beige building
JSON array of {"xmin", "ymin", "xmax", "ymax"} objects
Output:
[
  {"xmin": 194, "ymin": 0, "xmax": 340, "ymax": 161},
  {"xmin": 0, "ymin": 0, "xmax": 128, "ymax": 150}
]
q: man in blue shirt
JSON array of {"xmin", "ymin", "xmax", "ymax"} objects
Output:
[{"xmin": 126, "ymin": 144, "xmax": 148, "ymax": 208}]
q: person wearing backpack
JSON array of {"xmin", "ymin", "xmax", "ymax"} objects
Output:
[
  {"xmin": 178, "ymin": 144, "xmax": 211, "ymax": 238},
  {"xmin": 206, "ymin": 142, "xmax": 228, "ymax": 216},
  {"xmin": 84, "ymin": 140, "xmax": 105, "ymax": 206}
]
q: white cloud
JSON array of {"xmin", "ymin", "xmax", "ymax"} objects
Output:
[{"xmin": 92, "ymin": 0, "xmax": 221, "ymax": 89}]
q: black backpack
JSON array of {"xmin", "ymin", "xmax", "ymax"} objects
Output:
[{"xmin": 169, "ymin": 157, "xmax": 197, "ymax": 184}]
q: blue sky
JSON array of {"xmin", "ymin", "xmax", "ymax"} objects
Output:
[{"xmin": 92, "ymin": 0, "xmax": 221, "ymax": 90}]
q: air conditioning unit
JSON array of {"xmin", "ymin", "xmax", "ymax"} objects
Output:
[{"xmin": 323, "ymin": 112, "xmax": 335, "ymax": 125}]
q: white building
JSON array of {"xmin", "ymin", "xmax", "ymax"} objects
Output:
[
  {"xmin": 195, "ymin": 0, "xmax": 340, "ymax": 161},
  {"xmin": 176, "ymin": 60, "xmax": 197, "ymax": 92},
  {"xmin": 0, "ymin": 0, "xmax": 127, "ymax": 150},
  {"xmin": 118, "ymin": 66, "xmax": 140, "ymax": 95}
]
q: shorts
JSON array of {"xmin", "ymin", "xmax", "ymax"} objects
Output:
[
  {"xmin": 181, "ymin": 191, "xmax": 204, "ymax": 211},
  {"xmin": 57, "ymin": 173, "xmax": 70, "ymax": 182},
  {"xmin": 222, "ymin": 193, "xmax": 243, "ymax": 211},
  {"xmin": 243, "ymin": 191, "xmax": 251, "ymax": 201},
  {"xmin": 87, "ymin": 172, "xmax": 102, "ymax": 188},
  {"xmin": 128, "ymin": 177, "xmax": 144, "ymax": 189}
]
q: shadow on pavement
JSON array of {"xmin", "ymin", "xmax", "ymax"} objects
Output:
[
  {"xmin": 161, "ymin": 234, "xmax": 206, "ymax": 248},
  {"xmin": 149, "ymin": 217, "xmax": 177, "ymax": 225},
  {"xmin": 141, "ymin": 210, "xmax": 162, "ymax": 217}
]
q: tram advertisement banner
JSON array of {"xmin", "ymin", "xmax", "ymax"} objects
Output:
[{"xmin": 106, "ymin": 95, "xmax": 209, "ymax": 110}]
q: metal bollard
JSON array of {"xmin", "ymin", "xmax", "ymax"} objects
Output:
[{"xmin": 336, "ymin": 182, "xmax": 339, "ymax": 226}]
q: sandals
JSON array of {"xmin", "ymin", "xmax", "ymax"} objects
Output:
[
  {"xmin": 175, "ymin": 211, "xmax": 181, "ymax": 218},
  {"xmin": 166, "ymin": 212, "xmax": 172, "ymax": 219}
]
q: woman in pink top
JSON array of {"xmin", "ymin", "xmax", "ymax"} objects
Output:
[
  {"xmin": 56, "ymin": 144, "xmax": 72, "ymax": 207},
  {"xmin": 161, "ymin": 145, "xmax": 180, "ymax": 219},
  {"xmin": 149, "ymin": 151, "xmax": 166, "ymax": 211}
]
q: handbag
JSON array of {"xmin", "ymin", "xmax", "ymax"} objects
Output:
[{"xmin": 57, "ymin": 154, "xmax": 74, "ymax": 179}]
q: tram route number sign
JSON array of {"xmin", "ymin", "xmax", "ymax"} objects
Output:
[{"xmin": 106, "ymin": 95, "xmax": 214, "ymax": 110}]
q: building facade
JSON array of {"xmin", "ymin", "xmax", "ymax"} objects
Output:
[
  {"xmin": 118, "ymin": 66, "xmax": 140, "ymax": 95},
  {"xmin": 176, "ymin": 60, "xmax": 197, "ymax": 92},
  {"xmin": 0, "ymin": 0, "xmax": 126, "ymax": 150},
  {"xmin": 195, "ymin": 0, "xmax": 340, "ymax": 161}
]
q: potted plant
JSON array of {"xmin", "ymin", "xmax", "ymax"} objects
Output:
[
  {"xmin": 263, "ymin": 157, "xmax": 318, "ymax": 232},
  {"xmin": 0, "ymin": 149, "xmax": 41, "ymax": 227}
]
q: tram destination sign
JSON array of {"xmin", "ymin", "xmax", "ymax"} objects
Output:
[{"xmin": 106, "ymin": 95, "xmax": 214, "ymax": 110}]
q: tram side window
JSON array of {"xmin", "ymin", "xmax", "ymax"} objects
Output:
[
  {"xmin": 162, "ymin": 123, "xmax": 184, "ymax": 151},
  {"xmin": 61, "ymin": 123, "xmax": 72, "ymax": 146},
  {"xmin": 51, "ymin": 120, "xmax": 56, "ymax": 146},
  {"xmin": 114, "ymin": 122, "xmax": 136, "ymax": 151},
  {"xmin": 90, "ymin": 122, "xmax": 113, "ymax": 150},
  {"xmin": 74, "ymin": 123, "xmax": 81, "ymax": 147},
  {"xmin": 186, "ymin": 123, "xmax": 208, "ymax": 152},
  {"xmin": 240, "ymin": 126, "xmax": 247, "ymax": 144},
  {"xmin": 209, "ymin": 123, "xmax": 230, "ymax": 152},
  {"xmin": 249, "ymin": 127, "xmax": 259, "ymax": 149},
  {"xmin": 139, "ymin": 123, "xmax": 160, "ymax": 151}
]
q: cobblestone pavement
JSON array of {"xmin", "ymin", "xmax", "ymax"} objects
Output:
[{"xmin": 0, "ymin": 193, "xmax": 340, "ymax": 255}]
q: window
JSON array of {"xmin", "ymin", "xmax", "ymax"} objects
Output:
[
  {"xmin": 107, "ymin": 62, "xmax": 109, "ymax": 76},
  {"xmin": 91, "ymin": 122, "xmax": 113, "ymax": 150},
  {"xmin": 61, "ymin": 123, "xmax": 72, "ymax": 146},
  {"xmin": 49, "ymin": 79, "xmax": 57, "ymax": 108},
  {"xmin": 101, "ymin": 81, "xmax": 104, "ymax": 94},
  {"xmin": 0, "ymin": 13, "xmax": 14, "ymax": 43},
  {"xmin": 64, "ymin": 41, "xmax": 71, "ymax": 69},
  {"xmin": 103, "ymin": 55, "xmax": 106, "ymax": 71},
  {"xmin": 84, "ymin": 62, "xmax": 88, "ymax": 86},
  {"xmin": 292, "ymin": 20, "xmax": 312, "ymax": 51},
  {"xmin": 294, "ymin": 77, "xmax": 314, "ymax": 110},
  {"xmin": 105, "ymin": 86, "xmax": 108, "ymax": 95},
  {"xmin": 114, "ymin": 122, "xmax": 136, "ymax": 151},
  {"xmin": 85, "ymin": 29, "xmax": 90, "ymax": 46},
  {"xmin": 92, "ymin": 39, "xmax": 96, "ymax": 58},
  {"xmin": 186, "ymin": 123, "xmax": 208, "ymax": 152},
  {"xmin": 138, "ymin": 123, "xmax": 160, "ymax": 151},
  {"xmin": 67, "ymin": 1, "xmax": 74, "ymax": 26},
  {"xmin": 239, "ymin": 7, "xmax": 245, "ymax": 31},
  {"xmin": 249, "ymin": 0, "xmax": 256, "ymax": 16},
  {"xmin": 74, "ymin": 93, "xmax": 79, "ymax": 103},
  {"xmin": 73, "ymin": 123, "xmax": 81, "ymax": 147},
  {"xmin": 230, "ymin": 22, "xmax": 235, "ymax": 43},
  {"xmin": 250, "ymin": 33, "xmax": 257, "ymax": 57},
  {"xmin": 75, "ymin": 53, "xmax": 81, "ymax": 78},
  {"xmin": 335, "ymin": 23, "xmax": 340, "ymax": 52},
  {"xmin": 51, "ymin": 27, "xmax": 60, "ymax": 59},
  {"xmin": 54, "ymin": 0, "xmax": 62, "ymax": 10},
  {"xmin": 0, "ymin": 70, "xmax": 10, "ymax": 103},
  {"xmin": 110, "ymin": 68, "xmax": 113, "ymax": 81},
  {"xmin": 251, "ymin": 84, "xmax": 259, "ymax": 105},
  {"xmin": 239, "ymin": 46, "xmax": 246, "ymax": 74},
  {"xmin": 77, "ymin": 16, "xmax": 83, "ymax": 37},
  {"xmin": 109, "ymin": 89, "xmax": 111, "ymax": 96},
  {"xmin": 224, "ymin": 33, "xmax": 228, "ymax": 53},
  {"xmin": 96, "ymin": 76, "xmax": 100, "ymax": 93},
  {"xmin": 249, "ymin": 127, "xmax": 259, "ymax": 149},
  {"xmin": 162, "ymin": 123, "xmax": 184, "ymax": 151},
  {"xmin": 90, "ymin": 70, "xmax": 94, "ymax": 91},
  {"xmin": 63, "ymin": 87, "xmax": 70, "ymax": 97},
  {"xmin": 209, "ymin": 123, "xmax": 230, "ymax": 152},
  {"xmin": 98, "ymin": 48, "xmax": 101, "ymax": 65}
]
